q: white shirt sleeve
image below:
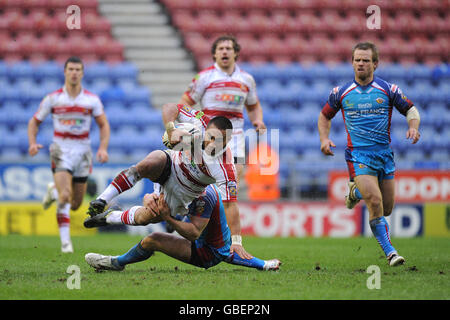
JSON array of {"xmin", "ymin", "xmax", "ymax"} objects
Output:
[
  {"xmin": 92, "ymin": 96, "xmax": 105, "ymax": 117},
  {"xmin": 33, "ymin": 94, "xmax": 53, "ymax": 122},
  {"xmin": 244, "ymin": 74, "xmax": 258, "ymax": 106}
]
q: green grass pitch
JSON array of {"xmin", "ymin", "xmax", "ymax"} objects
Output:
[{"xmin": 0, "ymin": 234, "xmax": 448, "ymax": 300}]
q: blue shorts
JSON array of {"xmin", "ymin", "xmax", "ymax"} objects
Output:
[
  {"xmin": 189, "ymin": 239, "xmax": 230, "ymax": 269},
  {"xmin": 345, "ymin": 145, "xmax": 395, "ymax": 181}
]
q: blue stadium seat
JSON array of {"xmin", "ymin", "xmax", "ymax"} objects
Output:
[
  {"xmin": 100, "ymin": 86, "xmax": 126, "ymax": 104},
  {"xmin": 110, "ymin": 62, "xmax": 138, "ymax": 82},
  {"xmin": 34, "ymin": 61, "xmax": 63, "ymax": 82},
  {"xmin": 84, "ymin": 62, "xmax": 110, "ymax": 82},
  {"xmin": 406, "ymin": 64, "xmax": 432, "ymax": 82},
  {"xmin": 123, "ymin": 86, "xmax": 150, "ymax": 105},
  {"xmin": 328, "ymin": 63, "xmax": 353, "ymax": 83},
  {"xmin": 8, "ymin": 61, "xmax": 34, "ymax": 81}
]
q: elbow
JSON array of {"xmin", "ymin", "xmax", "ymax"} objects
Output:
[{"xmin": 189, "ymin": 231, "xmax": 201, "ymax": 242}]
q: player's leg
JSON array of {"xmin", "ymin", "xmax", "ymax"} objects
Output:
[
  {"xmin": 42, "ymin": 181, "xmax": 58, "ymax": 210},
  {"xmin": 70, "ymin": 177, "xmax": 88, "ymax": 211},
  {"xmin": 379, "ymin": 176, "xmax": 404, "ymax": 265},
  {"xmin": 84, "ymin": 204, "xmax": 163, "ymax": 228},
  {"xmin": 226, "ymin": 252, "xmax": 281, "ymax": 271},
  {"xmin": 355, "ymin": 174, "xmax": 400, "ymax": 265},
  {"xmin": 380, "ymin": 177, "xmax": 395, "ymax": 217},
  {"xmin": 87, "ymin": 150, "xmax": 170, "ymax": 216},
  {"xmin": 53, "ymin": 170, "xmax": 74, "ymax": 253}
]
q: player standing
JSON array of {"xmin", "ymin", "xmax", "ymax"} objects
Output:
[
  {"xmin": 318, "ymin": 42, "xmax": 420, "ymax": 266},
  {"xmin": 179, "ymin": 35, "xmax": 266, "ymax": 259},
  {"xmin": 27, "ymin": 56, "xmax": 110, "ymax": 253}
]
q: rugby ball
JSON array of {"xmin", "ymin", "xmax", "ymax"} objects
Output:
[{"xmin": 162, "ymin": 122, "xmax": 202, "ymax": 149}]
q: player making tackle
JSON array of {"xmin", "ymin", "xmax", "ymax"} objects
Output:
[{"xmin": 83, "ymin": 102, "xmax": 281, "ymax": 271}]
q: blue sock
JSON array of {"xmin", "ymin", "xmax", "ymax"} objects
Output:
[
  {"xmin": 114, "ymin": 241, "xmax": 153, "ymax": 267},
  {"xmin": 227, "ymin": 252, "xmax": 266, "ymax": 270},
  {"xmin": 369, "ymin": 216, "xmax": 396, "ymax": 257},
  {"xmin": 354, "ymin": 187, "xmax": 363, "ymax": 200}
]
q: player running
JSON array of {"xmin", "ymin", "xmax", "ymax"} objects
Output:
[
  {"xmin": 318, "ymin": 42, "xmax": 421, "ymax": 266},
  {"xmin": 85, "ymin": 185, "xmax": 281, "ymax": 272},
  {"xmin": 27, "ymin": 56, "xmax": 110, "ymax": 253}
]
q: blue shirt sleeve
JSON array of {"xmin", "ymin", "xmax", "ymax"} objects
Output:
[
  {"xmin": 388, "ymin": 84, "xmax": 414, "ymax": 116},
  {"xmin": 190, "ymin": 186, "xmax": 218, "ymax": 219}
]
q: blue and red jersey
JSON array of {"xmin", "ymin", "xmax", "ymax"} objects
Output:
[
  {"xmin": 186, "ymin": 184, "xmax": 231, "ymax": 256},
  {"xmin": 321, "ymin": 77, "xmax": 414, "ymax": 149}
]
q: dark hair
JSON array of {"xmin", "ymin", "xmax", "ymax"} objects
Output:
[
  {"xmin": 211, "ymin": 35, "xmax": 241, "ymax": 61},
  {"xmin": 352, "ymin": 42, "xmax": 379, "ymax": 63},
  {"xmin": 207, "ymin": 116, "xmax": 233, "ymax": 131},
  {"xmin": 64, "ymin": 56, "xmax": 84, "ymax": 69}
]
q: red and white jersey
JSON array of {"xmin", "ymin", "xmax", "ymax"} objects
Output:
[
  {"xmin": 33, "ymin": 86, "xmax": 104, "ymax": 148},
  {"xmin": 155, "ymin": 104, "xmax": 237, "ymax": 216},
  {"xmin": 184, "ymin": 63, "xmax": 258, "ymax": 137}
]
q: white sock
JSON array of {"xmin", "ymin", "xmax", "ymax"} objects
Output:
[
  {"xmin": 106, "ymin": 206, "xmax": 142, "ymax": 225},
  {"xmin": 57, "ymin": 203, "xmax": 71, "ymax": 244},
  {"xmin": 98, "ymin": 167, "xmax": 140, "ymax": 203},
  {"xmin": 97, "ymin": 184, "xmax": 120, "ymax": 203}
]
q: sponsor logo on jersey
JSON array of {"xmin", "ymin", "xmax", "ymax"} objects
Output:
[
  {"xmin": 227, "ymin": 181, "xmax": 237, "ymax": 197},
  {"xmin": 59, "ymin": 119, "xmax": 85, "ymax": 126},
  {"xmin": 195, "ymin": 199, "xmax": 206, "ymax": 215},
  {"xmin": 376, "ymin": 98, "xmax": 384, "ymax": 104},
  {"xmin": 215, "ymin": 94, "xmax": 244, "ymax": 105}
]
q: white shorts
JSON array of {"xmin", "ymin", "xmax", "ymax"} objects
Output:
[
  {"xmin": 153, "ymin": 174, "xmax": 198, "ymax": 217},
  {"xmin": 50, "ymin": 142, "xmax": 92, "ymax": 179}
]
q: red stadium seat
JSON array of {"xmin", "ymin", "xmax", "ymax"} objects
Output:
[
  {"xmin": 283, "ymin": 34, "xmax": 309, "ymax": 57},
  {"xmin": 222, "ymin": 11, "xmax": 248, "ymax": 34},
  {"xmin": 247, "ymin": 12, "xmax": 271, "ymax": 33},
  {"xmin": 259, "ymin": 35, "xmax": 285, "ymax": 60}
]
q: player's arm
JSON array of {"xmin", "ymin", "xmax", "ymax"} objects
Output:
[
  {"xmin": 179, "ymin": 93, "xmax": 196, "ymax": 106},
  {"xmin": 94, "ymin": 113, "xmax": 110, "ymax": 163},
  {"xmin": 156, "ymin": 194, "xmax": 208, "ymax": 241},
  {"xmin": 223, "ymin": 201, "xmax": 253, "ymax": 259},
  {"xmin": 161, "ymin": 103, "xmax": 192, "ymax": 146},
  {"xmin": 245, "ymin": 101, "xmax": 266, "ymax": 133},
  {"xmin": 390, "ymin": 85, "xmax": 420, "ymax": 144},
  {"xmin": 318, "ymin": 111, "xmax": 336, "ymax": 156},
  {"xmin": 27, "ymin": 117, "xmax": 43, "ymax": 156},
  {"xmin": 406, "ymin": 107, "xmax": 420, "ymax": 144}
]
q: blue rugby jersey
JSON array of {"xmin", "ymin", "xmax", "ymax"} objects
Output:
[
  {"xmin": 185, "ymin": 184, "xmax": 231, "ymax": 256},
  {"xmin": 321, "ymin": 77, "xmax": 414, "ymax": 149}
]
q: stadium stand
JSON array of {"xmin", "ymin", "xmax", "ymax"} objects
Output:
[{"xmin": 0, "ymin": 0, "xmax": 448, "ymax": 199}]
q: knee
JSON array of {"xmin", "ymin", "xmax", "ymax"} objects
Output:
[
  {"xmin": 136, "ymin": 151, "xmax": 167, "ymax": 180},
  {"xmin": 58, "ymin": 188, "xmax": 72, "ymax": 204},
  {"xmin": 141, "ymin": 232, "xmax": 164, "ymax": 251},
  {"xmin": 365, "ymin": 193, "xmax": 383, "ymax": 209}
]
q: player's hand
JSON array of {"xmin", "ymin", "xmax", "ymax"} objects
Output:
[
  {"xmin": 156, "ymin": 194, "xmax": 171, "ymax": 220},
  {"xmin": 252, "ymin": 120, "xmax": 267, "ymax": 135},
  {"xmin": 143, "ymin": 193, "xmax": 160, "ymax": 215},
  {"xmin": 230, "ymin": 244, "xmax": 253, "ymax": 260},
  {"xmin": 406, "ymin": 128, "xmax": 420, "ymax": 144},
  {"xmin": 169, "ymin": 128, "xmax": 191, "ymax": 147},
  {"xmin": 320, "ymin": 138, "xmax": 336, "ymax": 156},
  {"xmin": 28, "ymin": 143, "xmax": 43, "ymax": 156},
  {"xmin": 96, "ymin": 148, "xmax": 109, "ymax": 163}
]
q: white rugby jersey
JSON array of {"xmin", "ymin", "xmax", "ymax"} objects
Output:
[
  {"xmin": 155, "ymin": 104, "xmax": 237, "ymax": 216},
  {"xmin": 33, "ymin": 86, "xmax": 104, "ymax": 148},
  {"xmin": 184, "ymin": 63, "xmax": 258, "ymax": 136}
]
